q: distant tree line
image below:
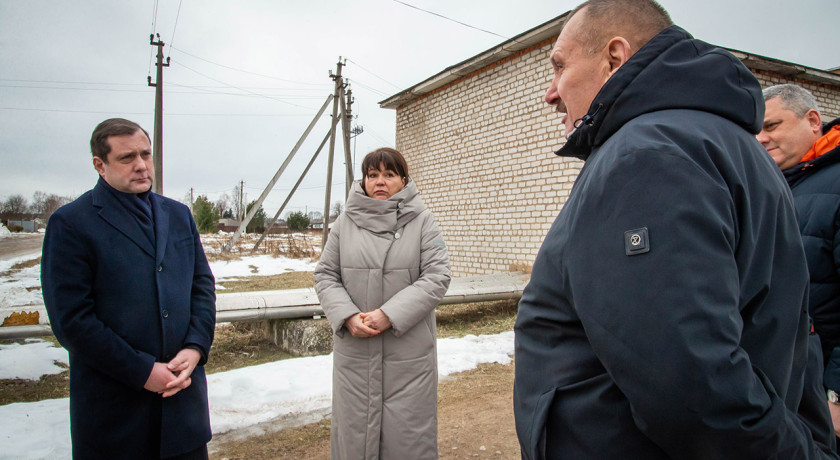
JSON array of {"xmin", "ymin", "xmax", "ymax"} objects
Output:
[
  {"xmin": 191, "ymin": 194, "xmax": 267, "ymax": 235},
  {"xmin": 185, "ymin": 180, "xmax": 344, "ymax": 234},
  {"xmin": 0, "ymin": 191, "xmax": 74, "ymax": 222}
]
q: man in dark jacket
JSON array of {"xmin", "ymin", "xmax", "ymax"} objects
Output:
[
  {"xmin": 41, "ymin": 118, "xmax": 216, "ymax": 459},
  {"xmin": 758, "ymin": 84, "xmax": 840, "ymax": 437},
  {"xmin": 513, "ymin": 0, "xmax": 836, "ymax": 458}
]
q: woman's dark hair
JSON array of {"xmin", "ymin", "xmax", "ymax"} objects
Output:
[{"xmin": 361, "ymin": 147, "xmax": 409, "ymax": 181}]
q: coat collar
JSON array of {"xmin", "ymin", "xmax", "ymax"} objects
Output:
[
  {"xmin": 92, "ymin": 179, "xmax": 169, "ymax": 263},
  {"xmin": 344, "ymin": 179, "xmax": 425, "ymax": 234}
]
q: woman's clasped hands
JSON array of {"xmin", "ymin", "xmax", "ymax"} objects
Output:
[{"xmin": 346, "ymin": 309, "xmax": 392, "ymax": 338}]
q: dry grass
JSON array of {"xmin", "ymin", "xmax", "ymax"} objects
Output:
[
  {"xmin": 202, "ymin": 232, "xmax": 320, "ymax": 263},
  {"xmin": 437, "ymin": 299, "xmax": 518, "ymax": 338},
  {"xmin": 216, "ymin": 272, "xmax": 314, "ymax": 293},
  {"xmin": 10, "ymin": 257, "xmax": 41, "ymax": 270},
  {"xmin": 204, "ymin": 323, "xmax": 295, "ymax": 374}
]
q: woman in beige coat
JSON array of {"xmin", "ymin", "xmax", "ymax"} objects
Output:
[{"xmin": 314, "ymin": 147, "xmax": 451, "ymax": 459}]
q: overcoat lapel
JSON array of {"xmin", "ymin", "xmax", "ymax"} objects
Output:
[
  {"xmin": 92, "ymin": 182, "xmax": 155, "ymax": 258},
  {"xmin": 151, "ymin": 194, "xmax": 170, "ymax": 266}
]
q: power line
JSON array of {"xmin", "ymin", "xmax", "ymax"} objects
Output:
[
  {"xmin": 0, "ymin": 107, "xmax": 150, "ymax": 115},
  {"xmin": 0, "ymin": 78, "xmax": 141, "ymax": 86},
  {"xmin": 0, "ymin": 78, "xmax": 330, "ymax": 94},
  {"xmin": 167, "ymin": 0, "xmax": 184, "ymax": 58},
  {"xmin": 346, "ymin": 58, "xmax": 401, "ymax": 91},
  {"xmin": 171, "ymin": 45, "xmax": 333, "ymax": 88},
  {"xmin": 0, "ymin": 106, "xmax": 315, "ymax": 117},
  {"xmin": 148, "ymin": 0, "xmax": 160, "ymax": 75},
  {"xmin": 345, "ymin": 78, "xmax": 389, "ymax": 98},
  {"xmin": 174, "ymin": 61, "xmax": 316, "ymax": 110},
  {"xmin": 391, "ymin": 0, "xmax": 509, "ymax": 40}
]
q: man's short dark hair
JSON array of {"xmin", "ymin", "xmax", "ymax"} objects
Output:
[
  {"xmin": 567, "ymin": 0, "xmax": 673, "ymax": 55},
  {"xmin": 90, "ymin": 118, "xmax": 150, "ymax": 161}
]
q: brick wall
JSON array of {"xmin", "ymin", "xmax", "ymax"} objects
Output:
[
  {"xmin": 395, "ymin": 46, "xmax": 840, "ymax": 277},
  {"xmin": 754, "ymin": 70, "xmax": 840, "ymax": 122}
]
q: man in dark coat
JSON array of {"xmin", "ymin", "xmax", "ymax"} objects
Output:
[
  {"xmin": 758, "ymin": 84, "xmax": 840, "ymax": 437},
  {"xmin": 41, "ymin": 118, "xmax": 216, "ymax": 459},
  {"xmin": 513, "ymin": 0, "xmax": 836, "ymax": 458}
]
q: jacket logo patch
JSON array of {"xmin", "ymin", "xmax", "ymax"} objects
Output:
[{"xmin": 624, "ymin": 227, "xmax": 650, "ymax": 256}]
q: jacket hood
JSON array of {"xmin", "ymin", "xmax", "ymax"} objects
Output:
[
  {"xmin": 784, "ymin": 117, "xmax": 840, "ymax": 186},
  {"xmin": 557, "ymin": 26, "xmax": 763, "ymax": 160},
  {"xmin": 344, "ymin": 179, "xmax": 426, "ymax": 234}
]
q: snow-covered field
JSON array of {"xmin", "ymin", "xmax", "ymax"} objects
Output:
[
  {"xmin": 0, "ymin": 231, "xmax": 319, "ymax": 320},
  {"xmin": 0, "ymin": 229, "xmax": 516, "ymax": 459}
]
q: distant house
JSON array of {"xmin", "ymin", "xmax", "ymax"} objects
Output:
[
  {"xmin": 5, "ymin": 220, "xmax": 36, "ymax": 232},
  {"xmin": 309, "ymin": 217, "xmax": 338, "ymax": 230},
  {"xmin": 216, "ymin": 218, "xmax": 240, "ymax": 233},
  {"xmin": 380, "ymin": 10, "xmax": 840, "ymax": 277}
]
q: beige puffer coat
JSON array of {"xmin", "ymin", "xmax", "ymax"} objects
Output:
[{"xmin": 314, "ymin": 180, "xmax": 450, "ymax": 459}]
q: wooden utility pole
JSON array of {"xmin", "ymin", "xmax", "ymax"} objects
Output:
[
  {"xmin": 323, "ymin": 59, "xmax": 345, "ymax": 248},
  {"xmin": 148, "ymin": 34, "xmax": 169, "ymax": 195},
  {"xmin": 341, "ymin": 88, "xmax": 354, "ymax": 198}
]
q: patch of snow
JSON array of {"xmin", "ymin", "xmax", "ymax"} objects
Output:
[
  {"xmin": 0, "ymin": 339, "xmax": 68, "ymax": 380},
  {"xmin": 209, "ymin": 255, "xmax": 316, "ymax": 281},
  {"xmin": 0, "ymin": 331, "xmax": 514, "ymax": 459}
]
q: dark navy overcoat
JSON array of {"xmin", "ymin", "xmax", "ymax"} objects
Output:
[
  {"xmin": 514, "ymin": 26, "xmax": 836, "ymax": 459},
  {"xmin": 41, "ymin": 179, "xmax": 216, "ymax": 459}
]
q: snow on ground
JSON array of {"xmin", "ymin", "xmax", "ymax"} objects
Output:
[
  {"xmin": 209, "ymin": 255, "xmax": 317, "ymax": 281},
  {"xmin": 0, "ymin": 339, "xmax": 68, "ymax": 380},
  {"xmin": 0, "ymin": 331, "xmax": 514, "ymax": 459},
  {"xmin": 0, "ymin": 242, "xmax": 317, "ymax": 321},
  {"xmin": 0, "ymin": 240, "xmax": 517, "ymax": 458},
  {"xmin": 0, "ymin": 225, "xmax": 10, "ymax": 238},
  {"xmin": 0, "ymin": 252, "xmax": 47, "ymax": 324}
]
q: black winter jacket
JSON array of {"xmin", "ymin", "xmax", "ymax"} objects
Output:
[
  {"xmin": 514, "ymin": 26, "xmax": 836, "ymax": 459},
  {"xmin": 785, "ymin": 118, "xmax": 840, "ymax": 392}
]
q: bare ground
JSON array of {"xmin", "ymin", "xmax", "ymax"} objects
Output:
[
  {"xmin": 209, "ymin": 362, "xmax": 518, "ymax": 460},
  {"xmin": 0, "ymin": 233, "xmax": 44, "ymax": 261}
]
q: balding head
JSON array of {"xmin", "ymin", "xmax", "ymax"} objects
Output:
[
  {"xmin": 545, "ymin": 0, "xmax": 673, "ymax": 138},
  {"xmin": 567, "ymin": 0, "xmax": 673, "ymax": 56}
]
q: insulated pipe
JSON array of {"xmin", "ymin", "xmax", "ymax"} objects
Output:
[{"xmin": 0, "ymin": 274, "xmax": 529, "ymax": 340}]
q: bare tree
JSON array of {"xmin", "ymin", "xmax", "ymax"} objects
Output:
[
  {"xmin": 331, "ymin": 201, "xmax": 344, "ymax": 219},
  {"xmin": 307, "ymin": 210, "xmax": 323, "ymax": 223},
  {"xmin": 2, "ymin": 195, "xmax": 29, "ymax": 220},
  {"xmin": 214, "ymin": 193, "xmax": 232, "ymax": 218},
  {"xmin": 30, "ymin": 191, "xmax": 72, "ymax": 220},
  {"xmin": 231, "ymin": 185, "xmax": 244, "ymax": 220}
]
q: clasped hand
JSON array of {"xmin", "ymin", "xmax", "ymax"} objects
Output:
[
  {"xmin": 143, "ymin": 348, "xmax": 201, "ymax": 397},
  {"xmin": 346, "ymin": 309, "xmax": 392, "ymax": 338}
]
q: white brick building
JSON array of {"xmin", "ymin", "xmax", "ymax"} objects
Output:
[{"xmin": 380, "ymin": 12, "xmax": 840, "ymax": 277}]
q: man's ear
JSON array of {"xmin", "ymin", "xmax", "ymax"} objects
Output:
[
  {"xmin": 806, "ymin": 109, "xmax": 823, "ymax": 135},
  {"xmin": 92, "ymin": 157, "xmax": 105, "ymax": 176},
  {"xmin": 605, "ymin": 37, "xmax": 632, "ymax": 77}
]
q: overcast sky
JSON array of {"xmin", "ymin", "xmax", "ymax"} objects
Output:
[{"xmin": 1, "ymin": 0, "xmax": 837, "ymax": 218}]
